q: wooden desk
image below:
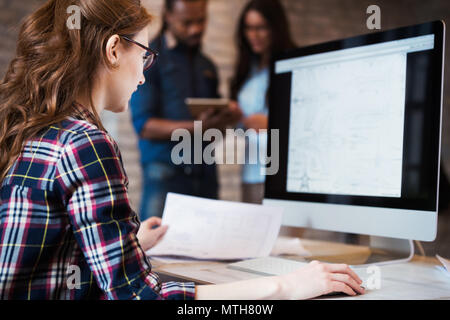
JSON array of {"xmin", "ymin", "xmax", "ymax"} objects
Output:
[{"xmin": 151, "ymin": 239, "xmax": 450, "ymax": 300}]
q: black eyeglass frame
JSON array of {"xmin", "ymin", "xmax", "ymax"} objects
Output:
[{"xmin": 120, "ymin": 35, "xmax": 159, "ymax": 71}]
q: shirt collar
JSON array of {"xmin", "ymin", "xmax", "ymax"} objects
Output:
[
  {"xmin": 163, "ymin": 30, "xmax": 201, "ymax": 54},
  {"xmin": 164, "ymin": 30, "xmax": 178, "ymax": 50},
  {"xmin": 72, "ymin": 102, "xmax": 98, "ymax": 125}
]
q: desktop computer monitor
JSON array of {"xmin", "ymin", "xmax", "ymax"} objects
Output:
[{"xmin": 264, "ymin": 21, "xmax": 445, "ymax": 242}]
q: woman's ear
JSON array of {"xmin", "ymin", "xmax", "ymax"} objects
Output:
[{"xmin": 105, "ymin": 34, "xmax": 121, "ymax": 68}]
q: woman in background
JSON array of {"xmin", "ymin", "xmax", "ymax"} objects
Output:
[
  {"xmin": 231, "ymin": 0, "xmax": 295, "ymax": 204},
  {"xmin": 0, "ymin": 0, "xmax": 363, "ymax": 300}
]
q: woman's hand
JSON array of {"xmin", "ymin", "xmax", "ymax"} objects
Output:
[
  {"xmin": 276, "ymin": 260, "xmax": 365, "ymax": 299},
  {"xmin": 136, "ymin": 217, "xmax": 168, "ymax": 252},
  {"xmin": 243, "ymin": 113, "xmax": 268, "ymax": 132},
  {"xmin": 198, "ymin": 101, "xmax": 243, "ymax": 132},
  {"xmin": 196, "ymin": 260, "xmax": 365, "ymax": 300},
  {"xmin": 228, "ymin": 100, "xmax": 244, "ymax": 124}
]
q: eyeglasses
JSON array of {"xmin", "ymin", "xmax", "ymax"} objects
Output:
[{"xmin": 120, "ymin": 35, "xmax": 159, "ymax": 71}]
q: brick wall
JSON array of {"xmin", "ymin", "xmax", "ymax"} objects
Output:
[
  {"xmin": 282, "ymin": 0, "xmax": 450, "ymax": 172},
  {"xmin": 119, "ymin": 0, "xmax": 249, "ymax": 211},
  {"xmin": 130, "ymin": 0, "xmax": 450, "ymax": 213},
  {"xmin": 0, "ymin": 1, "xmax": 42, "ymax": 75},
  {"xmin": 1, "ymin": 0, "xmax": 450, "ymax": 215}
]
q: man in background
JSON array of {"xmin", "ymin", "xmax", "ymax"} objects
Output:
[{"xmin": 130, "ymin": 0, "xmax": 241, "ymax": 219}]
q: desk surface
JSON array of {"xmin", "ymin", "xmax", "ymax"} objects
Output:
[{"xmin": 152, "ymin": 238, "xmax": 450, "ymax": 300}]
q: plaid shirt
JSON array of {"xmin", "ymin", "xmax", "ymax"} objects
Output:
[{"xmin": 0, "ymin": 107, "xmax": 196, "ymax": 300}]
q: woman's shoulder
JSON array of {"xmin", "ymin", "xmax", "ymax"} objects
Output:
[
  {"xmin": 57, "ymin": 117, "xmax": 117, "ymax": 153},
  {"xmin": 3, "ymin": 117, "xmax": 117, "ymax": 190},
  {"xmin": 59, "ymin": 115, "xmax": 102, "ymax": 135},
  {"xmin": 35, "ymin": 117, "xmax": 119, "ymax": 165}
]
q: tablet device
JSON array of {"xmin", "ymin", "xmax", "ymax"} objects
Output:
[{"xmin": 185, "ymin": 98, "xmax": 229, "ymax": 118}]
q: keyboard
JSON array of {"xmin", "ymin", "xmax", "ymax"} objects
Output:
[
  {"xmin": 228, "ymin": 257, "xmax": 369, "ymax": 298},
  {"xmin": 227, "ymin": 257, "xmax": 309, "ymax": 276},
  {"xmin": 227, "ymin": 257, "xmax": 367, "ymax": 280}
]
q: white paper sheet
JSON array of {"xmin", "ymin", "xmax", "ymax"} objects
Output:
[
  {"xmin": 146, "ymin": 193, "xmax": 283, "ymax": 260},
  {"xmin": 150, "ymin": 256, "xmax": 202, "ymax": 265},
  {"xmin": 270, "ymin": 236, "xmax": 312, "ymax": 257}
]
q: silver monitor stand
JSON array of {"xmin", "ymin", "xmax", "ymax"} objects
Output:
[{"xmin": 361, "ymin": 236, "xmax": 414, "ymax": 266}]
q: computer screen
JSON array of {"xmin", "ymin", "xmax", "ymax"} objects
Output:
[
  {"xmin": 284, "ymin": 35, "xmax": 432, "ymax": 199},
  {"xmin": 264, "ymin": 21, "xmax": 445, "ymax": 241}
]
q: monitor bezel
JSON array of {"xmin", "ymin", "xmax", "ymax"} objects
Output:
[{"xmin": 265, "ymin": 20, "xmax": 445, "ymax": 213}]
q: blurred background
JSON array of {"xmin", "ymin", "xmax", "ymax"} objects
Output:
[{"xmin": 1, "ymin": 0, "xmax": 449, "ymax": 255}]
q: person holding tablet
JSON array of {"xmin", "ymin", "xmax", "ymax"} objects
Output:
[
  {"xmin": 0, "ymin": 0, "xmax": 364, "ymax": 300},
  {"xmin": 129, "ymin": 0, "xmax": 241, "ymax": 220}
]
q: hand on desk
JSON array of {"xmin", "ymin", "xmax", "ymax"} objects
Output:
[
  {"xmin": 137, "ymin": 217, "xmax": 168, "ymax": 252},
  {"xmin": 276, "ymin": 260, "xmax": 365, "ymax": 299},
  {"xmin": 196, "ymin": 260, "xmax": 365, "ymax": 300}
]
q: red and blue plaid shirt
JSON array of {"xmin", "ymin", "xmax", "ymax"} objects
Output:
[{"xmin": 0, "ymin": 107, "xmax": 195, "ymax": 300}]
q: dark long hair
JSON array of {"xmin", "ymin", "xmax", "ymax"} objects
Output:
[{"xmin": 230, "ymin": 0, "xmax": 295, "ymax": 100}]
